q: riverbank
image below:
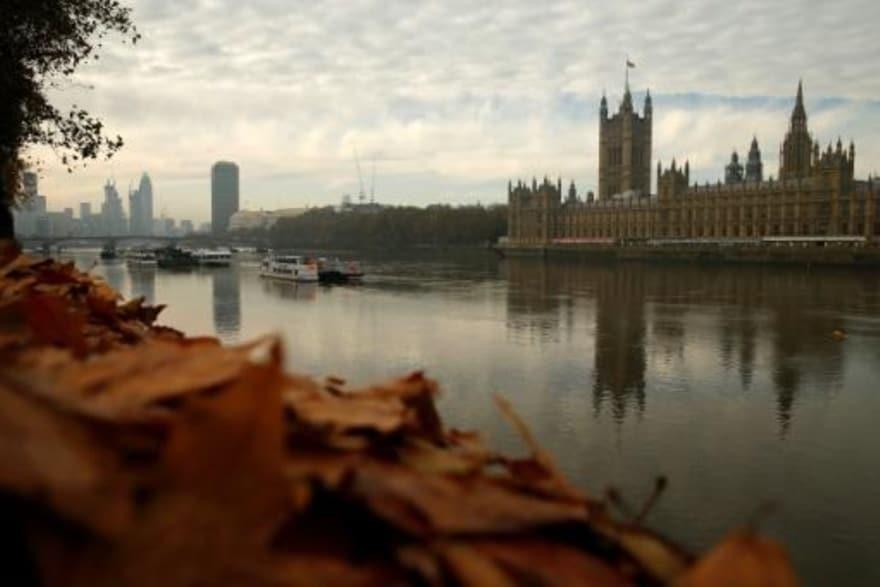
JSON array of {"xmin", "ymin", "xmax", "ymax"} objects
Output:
[{"xmin": 497, "ymin": 242, "xmax": 880, "ymax": 267}]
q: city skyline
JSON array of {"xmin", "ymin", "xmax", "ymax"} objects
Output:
[
  {"xmin": 24, "ymin": 0, "xmax": 880, "ymax": 223},
  {"xmin": 13, "ymin": 170, "xmax": 197, "ymax": 239}
]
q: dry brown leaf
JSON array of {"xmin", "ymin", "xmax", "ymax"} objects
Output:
[
  {"xmin": 436, "ymin": 543, "xmax": 517, "ymax": 587},
  {"xmin": 12, "ymin": 340, "xmax": 253, "ymax": 420},
  {"xmin": 677, "ymin": 531, "xmax": 799, "ymax": 587},
  {"xmin": 0, "ymin": 383, "xmax": 132, "ymax": 537},
  {"xmin": 493, "ymin": 394, "xmax": 585, "ymax": 501},
  {"xmin": 23, "ymin": 294, "xmax": 88, "ymax": 357},
  {"xmin": 593, "ymin": 517, "xmax": 692, "ymax": 583},
  {"xmin": 287, "ymin": 393, "xmax": 409, "ymax": 435},
  {"xmin": 396, "ymin": 437, "xmax": 491, "ymax": 476},
  {"xmin": 53, "ymin": 347, "xmax": 291, "ymax": 587},
  {"xmin": 350, "ymin": 463, "xmax": 589, "ymax": 536},
  {"xmin": 473, "ymin": 539, "xmax": 634, "ymax": 586}
]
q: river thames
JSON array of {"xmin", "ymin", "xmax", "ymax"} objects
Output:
[{"xmin": 68, "ymin": 249, "xmax": 880, "ymax": 586}]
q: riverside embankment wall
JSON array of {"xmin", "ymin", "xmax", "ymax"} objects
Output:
[{"xmin": 497, "ymin": 244, "xmax": 880, "ymax": 267}]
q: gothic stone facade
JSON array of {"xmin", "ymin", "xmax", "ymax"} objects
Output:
[{"xmin": 508, "ymin": 82, "xmax": 879, "ymax": 244}]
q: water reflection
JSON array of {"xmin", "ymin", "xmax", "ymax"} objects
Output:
[
  {"xmin": 211, "ymin": 268, "xmax": 241, "ymax": 342},
  {"xmin": 260, "ymin": 279, "xmax": 318, "ymax": 301},
  {"xmin": 128, "ymin": 265, "xmax": 156, "ymax": 303},
  {"xmin": 502, "ymin": 259, "xmax": 860, "ymax": 431},
  {"xmin": 101, "ymin": 261, "xmax": 126, "ymax": 296},
  {"xmin": 593, "ymin": 265, "xmax": 646, "ymax": 421}
]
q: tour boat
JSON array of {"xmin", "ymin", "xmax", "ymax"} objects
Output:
[
  {"xmin": 100, "ymin": 243, "xmax": 118, "ymax": 260},
  {"xmin": 194, "ymin": 248, "xmax": 232, "ymax": 267},
  {"xmin": 259, "ymin": 254, "xmax": 319, "ymax": 282},
  {"xmin": 157, "ymin": 246, "xmax": 198, "ymax": 269},
  {"xmin": 125, "ymin": 249, "xmax": 158, "ymax": 265},
  {"xmin": 317, "ymin": 257, "xmax": 364, "ymax": 283}
]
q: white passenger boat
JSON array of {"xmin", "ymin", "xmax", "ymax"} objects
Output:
[
  {"xmin": 194, "ymin": 248, "xmax": 232, "ymax": 267},
  {"xmin": 259, "ymin": 254, "xmax": 319, "ymax": 282},
  {"xmin": 125, "ymin": 249, "xmax": 158, "ymax": 265},
  {"xmin": 317, "ymin": 257, "xmax": 364, "ymax": 283}
]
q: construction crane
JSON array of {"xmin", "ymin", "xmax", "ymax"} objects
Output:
[
  {"xmin": 370, "ymin": 158, "xmax": 375, "ymax": 204},
  {"xmin": 354, "ymin": 148, "xmax": 366, "ymax": 204}
]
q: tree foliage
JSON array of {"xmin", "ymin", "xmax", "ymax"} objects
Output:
[
  {"xmin": 0, "ymin": 0, "xmax": 139, "ymax": 212},
  {"xmin": 269, "ymin": 204, "xmax": 508, "ymax": 250}
]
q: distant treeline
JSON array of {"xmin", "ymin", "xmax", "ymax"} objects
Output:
[{"xmin": 269, "ymin": 204, "xmax": 507, "ymax": 250}]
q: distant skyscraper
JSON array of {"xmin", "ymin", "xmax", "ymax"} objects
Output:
[
  {"xmin": 139, "ymin": 173, "xmax": 154, "ymax": 234},
  {"xmin": 33, "ymin": 195, "xmax": 47, "ymax": 214},
  {"xmin": 80, "ymin": 202, "xmax": 94, "ymax": 236},
  {"xmin": 128, "ymin": 172, "xmax": 154, "ymax": 235},
  {"xmin": 128, "ymin": 187, "xmax": 140, "ymax": 233},
  {"xmin": 13, "ymin": 171, "xmax": 42, "ymax": 236},
  {"xmin": 101, "ymin": 179, "xmax": 127, "ymax": 236},
  {"xmin": 211, "ymin": 161, "xmax": 239, "ymax": 235}
]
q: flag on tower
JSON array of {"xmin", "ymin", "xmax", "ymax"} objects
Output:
[{"xmin": 626, "ymin": 59, "xmax": 636, "ymax": 68}]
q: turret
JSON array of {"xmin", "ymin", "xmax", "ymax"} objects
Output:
[
  {"xmin": 746, "ymin": 136, "xmax": 763, "ymax": 182},
  {"xmin": 644, "ymin": 89, "xmax": 652, "ymax": 118},
  {"xmin": 657, "ymin": 160, "xmax": 689, "ymax": 200},
  {"xmin": 600, "ymin": 92, "xmax": 608, "ymax": 120},
  {"xmin": 725, "ymin": 150, "xmax": 744, "ymax": 185}
]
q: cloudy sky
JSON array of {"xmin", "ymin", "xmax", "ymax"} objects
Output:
[{"xmin": 32, "ymin": 0, "xmax": 880, "ymax": 224}]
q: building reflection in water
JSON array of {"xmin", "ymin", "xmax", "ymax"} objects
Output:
[
  {"xmin": 128, "ymin": 265, "xmax": 156, "ymax": 304},
  {"xmin": 212, "ymin": 268, "xmax": 241, "ymax": 342},
  {"xmin": 592, "ymin": 265, "xmax": 646, "ymax": 421},
  {"xmin": 101, "ymin": 261, "xmax": 126, "ymax": 297},
  {"xmin": 503, "ymin": 261, "xmax": 561, "ymax": 344},
  {"xmin": 503, "ymin": 258, "xmax": 854, "ymax": 431},
  {"xmin": 504, "ymin": 260, "xmax": 647, "ymax": 422}
]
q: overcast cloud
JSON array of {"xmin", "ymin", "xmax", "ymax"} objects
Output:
[{"xmin": 30, "ymin": 0, "xmax": 880, "ymax": 223}]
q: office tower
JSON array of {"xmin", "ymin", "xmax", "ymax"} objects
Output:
[
  {"xmin": 80, "ymin": 202, "xmax": 93, "ymax": 236},
  {"xmin": 211, "ymin": 161, "xmax": 239, "ymax": 235},
  {"xmin": 128, "ymin": 172, "xmax": 154, "ymax": 235},
  {"xmin": 101, "ymin": 179, "xmax": 127, "ymax": 235}
]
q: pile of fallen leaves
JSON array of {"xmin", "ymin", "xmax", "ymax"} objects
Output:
[{"xmin": 0, "ymin": 255, "xmax": 798, "ymax": 586}]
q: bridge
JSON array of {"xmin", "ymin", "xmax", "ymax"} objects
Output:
[{"xmin": 20, "ymin": 233, "xmax": 269, "ymax": 250}]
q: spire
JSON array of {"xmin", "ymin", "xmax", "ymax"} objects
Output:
[
  {"xmin": 622, "ymin": 85, "xmax": 633, "ymax": 111},
  {"xmin": 600, "ymin": 91, "xmax": 608, "ymax": 118},
  {"xmin": 644, "ymin": 89, "xmax": 652, "ymax": 116},
  {"xmin": 792, "ymin": 79, "xmax": 806, "ymax": 122}
]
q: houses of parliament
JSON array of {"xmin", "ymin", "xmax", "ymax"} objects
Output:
[{"xmin": 506, "ymin": 79, "xmax": 879, "ymax": 245}]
